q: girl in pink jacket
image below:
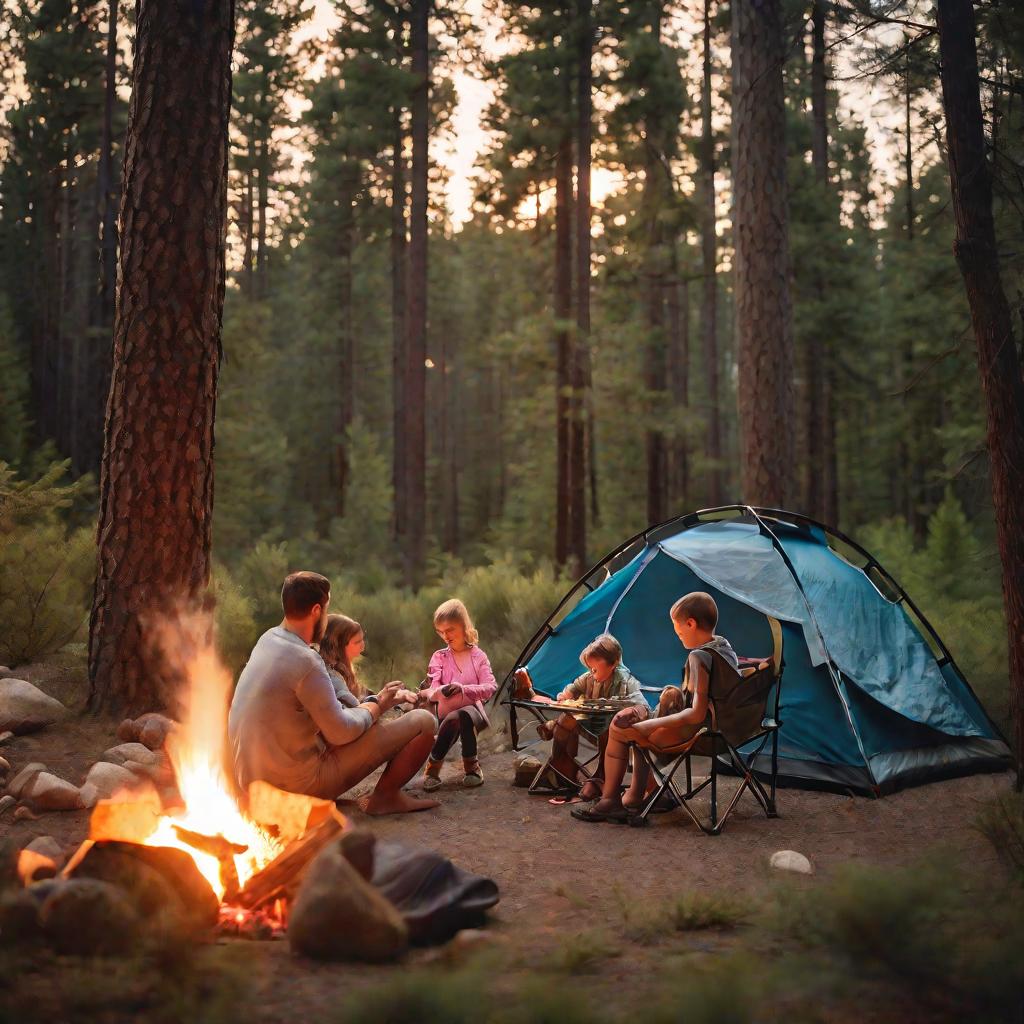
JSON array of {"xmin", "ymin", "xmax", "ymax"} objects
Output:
[{"xmin": 420, "ymin": 599, "xmax": 497, "ymax": 791}]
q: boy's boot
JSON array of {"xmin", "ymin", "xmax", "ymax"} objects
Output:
[
  {"xmin": 422, "ymin": 758, "xmax": 444, "ymax": 792},
  {"xmin": 462, "ymin": 757, "xmax": 484, "ymax": 788}
]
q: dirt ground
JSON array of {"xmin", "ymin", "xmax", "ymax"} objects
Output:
[{"xmin": 0, "ymin": 654, "xmax": 1016, "ymax": 1021}]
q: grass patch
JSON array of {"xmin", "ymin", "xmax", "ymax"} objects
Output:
[
  {"xmin": 549, "ymin": 928, "xmax": 622, "ymax": 974},
  {"xmin": 607, "ymin": 885, "xmax": 749, "ymax": 942}
]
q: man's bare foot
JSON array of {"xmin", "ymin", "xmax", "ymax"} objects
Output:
[{"xmin": 358, "ymin": 790, "xmax": 441, "ymax": 815}]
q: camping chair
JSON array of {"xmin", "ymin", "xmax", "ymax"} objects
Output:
[{"xmin": 630, "ymin": 617, "xmax": 784, "ymax": 835}]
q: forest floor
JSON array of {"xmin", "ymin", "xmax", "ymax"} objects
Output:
[{"xmin": 1, "ymin": 651, "xmax": 1019, "ymax": 1024}]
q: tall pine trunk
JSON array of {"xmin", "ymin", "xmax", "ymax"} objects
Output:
[
  {"xmin": 88, "ymin": 0, "xmax": 235, "ymax": 714},
  {"xmin": 732, "ymin": 0, "xmax": 795, "ymax": 507},
  {"xmin": 936, "ymin": 0, "xmax": 1024, "ymax": 786},
  {"xmin": 668, "ymin": 241, "xmax": 689, "ymax": 508},
  {"xmin": 391, "ymin": 111, "xmax": 408, "ymax": 547},
  {"xmin": 700, "ymin": 0, "xmax": 723, "ymax": 505},
  {"xmin": 571, "ymin": 0, "xmax": 591, "ymax": 570},
  {"xmin": 335, "ymin": 175, "xmax": 356, "ymax": 519},
  {"xmin": 405, "ymin": 0, "xmax": 430, "ymax": 588},
  {"xmin": 554, "ymin": 129, "xmax": 573, "ymax": 569}
]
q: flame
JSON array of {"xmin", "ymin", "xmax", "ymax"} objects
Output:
[{"xmin": 140, "ymin": 617, "xmax": 284, "ymax": 900}]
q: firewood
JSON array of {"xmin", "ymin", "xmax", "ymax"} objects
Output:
[{"xmin": 233, "ymin": 806, "xmax": 345, "ymax": 910}]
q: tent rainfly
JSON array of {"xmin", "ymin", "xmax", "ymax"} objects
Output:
[{"xmin": 498, "ymin": 507, "xmax": 1010, "ymax": 796}]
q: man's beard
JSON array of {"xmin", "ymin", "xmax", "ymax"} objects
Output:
[{"xmin": 312, "ymin": 612, "xmax": 326, "ymax": 644}]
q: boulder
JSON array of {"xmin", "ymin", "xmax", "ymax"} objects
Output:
[
  {"xmin": 769, "ymin": 850, "xmax": 814, "ymax": 875},
  {"xmin": 116, "ymin": 719, "xmax": 138, "ymax": 743},
  {"xmin": 339, "ymin": 829, "xmax": 376, "ymax": 882},
  {"xmin": 0, "ymin": 679, "xmax": 68, "ymax": 735},
  {"xmin": 123, "ymin": 753, "xmax": 175, "ymax": 787},
  {"xmin": 7, "ymin": 762, "xmax": 47, "ymax": 799},
  {"xmin": 0, "ymin": 755, "xmax": 9, "ymax": 777},
  {"xmin": 13, "ymin": 805, "xmax": 40, "ymax": 822},
  {"xmin": 137, "ymin": 713, "xmax": 176, "ymax": 751},
  {"xmin": 78, "ymin": 783, "xmax": 99, "ymax": 809},
  {"xmin": 17, "ymin": 848, "xmax": 58, "ymax": 885},
  {"xmin": 0, "ymin": 666, "xmax": 11, "ymax": 678},
  {"xmin": 0, "ymin": 795, "xmax": 15, "ymax": 815},
  {"xmin": 67, "ymin": 840, "xmax": 219, "ymax": 937},
  {"xmin": 0, "ymin": 889, "xmax": 45, "ymax": 947},
  {"xmin": 100, "ymin": 743, "xmax": 160, "ymax": 768},
  {"xmin": 40, "ymin": 879, "xmax": 142, "ymax": 956},
  {"xmin": 84, "ymin": 761, "xmax": 145, "ymax": 801},
  {"xmin": 22, "ymin": 772, "xmax": 81, "ymax": 812},
  {"xmin": 289, "ymin": 838, "xmax": 408, "ymax": 963},
  {"xmin": 0, "ymin": 731, "xmax": 13, "ymax": 746},
  {"xmin": 24, "ymin": 835, "xmax": 65, "ymax": 866}
]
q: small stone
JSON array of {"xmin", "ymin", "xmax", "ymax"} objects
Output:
[
  {"xmin": 78, "ymin": 782, "xmax": 99, "ymax": 809},
  {"xmin": 0, "ymin": 755, "xmax": 9, "ymax": 776},
  {"xmin": 84, "ymin": 761, "xmax": 144, "ymax": 801},
  {"xmin": 17, "ymin": 848, "xmax": 57, "ymax": 885},
  {"xmin": 0, "ymin": 795, "xmax": 15, "ymax": 815},
  {"xmin": 40, "ymin": 879, "xmax": 142, "ymax": 956},
  {"xmin": 0, "ymin": 731, "xmax": 13, "ymax": 746},
  {"xmin": 137, "ymin": 713, "xmax": 175, "ymax": 751},
  {"xmin": 14, "ymin": 805, "xmax": 40, "ymax": 821},
  {"xmin": 8, "ymin": 762, "xmax": 47, "ymax": 798},
  {"xmin": 0, "ymin": 666, "xmax": 11, "ymax": 678},
  {"xmin": 289, "ymin": 839, "xmax": 408, "ymax": 962},
  {"xmin": 0, "ymin": 678, "xmax": 69, "ymax": 735},
  {"xmin": 769, "ymin": 850, "xmax": 814, "ymax": 875},
  {"xmin": 116, "ymin": 719, "xmax": 138, "ymax": 743},
  {"xmin": 24, "ymin": 836, "xmax": 65, "ymax": 866},
  {"xmin": 23, "ymin": 772, "xmax": 82, "ymax": 812},
  {"xmin": 100, "ymin": 743, "xmax": 160, "ymax": 767}
]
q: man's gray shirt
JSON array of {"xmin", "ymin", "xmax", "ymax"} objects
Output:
[{"xmin": 228, "ymin": 626, "xmax": 373, "ymax": 794}]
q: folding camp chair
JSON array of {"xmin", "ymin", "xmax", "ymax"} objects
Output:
[{"xmin": 630, "ymin": 617, "xmax": 784, "ymax": 835}]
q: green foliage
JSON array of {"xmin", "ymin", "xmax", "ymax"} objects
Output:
[
  {"xmin": 210, "ymin": 564, "xmax": 258, "ymax": 680},
  {"xmin": 0, "ymin": 461, "xmax": 94, "ymax": 666}
]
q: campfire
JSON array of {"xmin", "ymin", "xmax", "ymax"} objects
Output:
[{"xmin": 64, "ymin": 618, "xmax": 345, "ymax": 937}]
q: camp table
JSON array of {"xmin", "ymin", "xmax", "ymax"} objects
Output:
[{"xmin": 508, "ymin": 696, "xmax": 634, "ymax": 796}]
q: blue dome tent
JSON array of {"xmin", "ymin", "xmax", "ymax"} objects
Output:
[{"xmin": 498, "ymin": 507, "xmax": 1010, "ymax": 795}]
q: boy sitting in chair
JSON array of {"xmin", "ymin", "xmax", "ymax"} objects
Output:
[
  {"xmin": 571, "ymin": 592, "xmax": 737, "ymax": 823},
  {"xmin": 514, "ymin": 634, "xmax": 647, "ymax": 800}
]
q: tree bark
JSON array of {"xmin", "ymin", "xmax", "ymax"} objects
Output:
[
  {"xmin": 700, "ymin": 0, "xmax": 723, "ymax": 505},
  {"xmin": 88, "ymin": 0, "xmax": 235, "ymax": 715},
  {"xmin": 405, "ymin": 0, "xmax": 430, "ymax": 588},
  {"xmin": 936, "ymin": 0, "xmax": 1024, "ymax": 787},
  {"xmin": 335, "ymin": 175, "xmax": 357, "ymax": 520},
  {"xmin": 256, "ymin": 132, "xmax": 269, "ymax": 297},
  {"xmin": 391, "ymin": 109, "xmax": 408, "ymax": 547},
  {"xmin": 732, "ymin": 0, "xmax": 795, "ymax": 507},
  {"xmin": 668, "ymin": 241, "xmax": 689, "ymax": 509},
  {"xmin": 554, "ymin": 127, "xmax": 573, "ymax": 569},
  {"xmin": 571, "ymin": 0, "xmax": 591, "ymax": 571}
]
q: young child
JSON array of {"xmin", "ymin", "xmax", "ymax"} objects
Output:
[
  {"xmin": 571, "ymin": 591, "xmax": 738, "ymax": 823},
  {"xmin": 318, "ymin": 613, "xmax": 369, "ymax": 707},
  {"xmin": 420, "ymin": 599, "xmax": 497, "ymax": 790},
  {"xmin": 514, "ymin": 634, "xmax": 647, "ymax": 801}
]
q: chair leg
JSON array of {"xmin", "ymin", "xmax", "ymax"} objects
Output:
[
  {"xmin": 709, "ymin": 752, "xmax": 718, "ymax": 832},
  {"xmin": 768, "ymin": 727, "xmax": 779, "ymax": 816}
]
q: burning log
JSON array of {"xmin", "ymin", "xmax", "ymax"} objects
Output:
[
  {"xmin": 233, "ymin": 805, "xmax": 345, "ymax": 911},
  {"xmin": 172, "ymin": 825, "xmax": 247, "ymax": 902}
]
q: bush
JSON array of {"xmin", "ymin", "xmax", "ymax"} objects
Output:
[
  {"xmin": 0, "ymin": 461, "xmax": 95, "ymax": 666},
  {"xmin": 210, "ymin": 564, "xmax": 258, "ymax": 679}
]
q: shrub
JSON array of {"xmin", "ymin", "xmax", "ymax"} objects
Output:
[{"xmin": 0, "ymin": 461, "xmax": 95, "ymax": 666}]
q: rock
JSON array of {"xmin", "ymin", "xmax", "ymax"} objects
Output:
[
  {"xmin": 769, "ymin": 850, "xmax": 814, "ymax": 875},
  {"xmin": 67, "ymin": 840, "xmax": 219, "ymax": 938},
  {"xmin": 512, "ymin": 754, "xmax": 542, "ymax": 787},
  {"xmin": 116, "ymin": 718, "xmax": 138, "ymax": 743},
  {"xmin": 78, "ymin": 783, "xmax": 98, "ymax": 809},
  {"xmin": 0, "ymin": 731, "xmax": 13, "ymax": 746},
  {"xmin": 17, "ymin": 848, "xmax": 58, "ymax": 885},
  {"xmin": 137, "ymin": 713, "xmax": 175, "ymax": 751},
  {"xmin": 0, "ymin": 889, "xmax": 45, "ymax": 947},
  {"xmin": 13, "ymin": 805, "xmax": 40, "ymax": 821},
  {"xmin": 0, "ymin": 756, "xmax": 8, "ymax": 777},
  {"xmin": 289, "ymin": 838, "xmax": 408, "ymax": 962},
  {"xmin": 0, "ymin": 795, "xmax": 15, "ymax": 815},
  {"xmin": 123, "ymin": 753, "xmax": 175, "ymax": 787},
  {"xmin": 0, "ymin": 678, "xmax": 68, "ymax": 735},
  {"xmin": 7, "ymin": 762, "xmax": 47, "ymax": 799},
  {"xmin": 40, "ymin": 879, "xmax": 142, "ymax": 956},
  {"xmin": 24, "ymin": 836, "xmax": 65, "ymax": 866},
  {"xmin": 339, "ymin": 829, "xmax": 376, "ymax": 882},
  {"xmin": 100, "ymin": 743, "xmax": 160, "ymax": 768},
  {"xmin": 22, "ymin": 772, "xmax": 81, "ymax": 812},
  {"xmin": 84, "ymin": 761, "xmax": 144, "ymax": 801},
  {"xmin": 0, "ymin": 666, "xmax": 11, "ymax": 677}
]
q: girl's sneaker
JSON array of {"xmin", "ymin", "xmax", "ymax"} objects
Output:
[
  {"xmin": 462, "ymin": 758, "xmax": 484, "ymax": 787},
  {"xmin": 422, "ymin": 759, "xmax": 444, "ymax": 792}
]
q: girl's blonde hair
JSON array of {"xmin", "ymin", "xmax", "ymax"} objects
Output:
[
  {"xmin": 433, "ymin": 598, "xmax": 479, "ymax": 646},
  {"xmin": 319, "ymin": 613, "xmax": 366, "ymax": 699},
  {"xmin": 579, "ymin": 633, "xmax": 622, "ymax": 668}
]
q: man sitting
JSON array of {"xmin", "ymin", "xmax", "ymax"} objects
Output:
[{"xmin": 228, "ymin": 571, "xmax": 439, "ymax": 815}]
